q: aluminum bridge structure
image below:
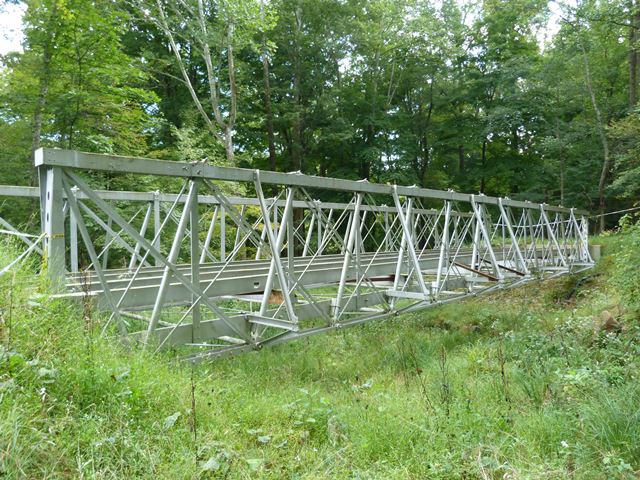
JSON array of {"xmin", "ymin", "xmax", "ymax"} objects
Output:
[{"xmin": 0, "ymin": 148, "xmax": 594, "ymax": 361}]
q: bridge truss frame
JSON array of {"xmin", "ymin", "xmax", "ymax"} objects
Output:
[{"xmin": 0, "ymin": 148, "xmax": 592, "ymax": 360}]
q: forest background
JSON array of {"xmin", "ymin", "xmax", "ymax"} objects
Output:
[{"xmin": 1, "ymin": 0, "xmax": 639, "ymax": 229}]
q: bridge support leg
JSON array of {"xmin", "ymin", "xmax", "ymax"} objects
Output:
[
  {"xmin": 435, "ymin": 201, "xmax": 451, "ymax": 296},
  {"xmin": 39, "ymin": 165, "xmax": 66, "ymax": 287},
  {"xmin": 69, "ymin": 187, "xmax": 79, "ymax": 274},
  {"xmin": 190, "ymin": 180, "xmax": 201, "ymax": 341}
]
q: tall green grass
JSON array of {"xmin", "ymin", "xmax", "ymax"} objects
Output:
[{"xmin": 0, "ymin": 237, "xmax": 639, "ymax": 478}]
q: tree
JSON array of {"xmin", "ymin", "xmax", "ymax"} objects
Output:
[
  {"xmin": 1, "ymin": 0, "xmax": 158, "ymax": 160},
  {"xmin": 136, "ymin": 0, "xmax": 264, "ymax": 163}
]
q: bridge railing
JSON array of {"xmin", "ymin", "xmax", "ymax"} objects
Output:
[{"xmin": 30, "ymin": 148, "xmax": 593, "ymax": 360}]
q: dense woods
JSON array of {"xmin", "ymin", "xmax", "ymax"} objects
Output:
[{"xmin": 1, "ymin": 0, "xmax": 639, "ymax": 227}]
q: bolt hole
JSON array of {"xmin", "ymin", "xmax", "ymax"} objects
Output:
[{"xmin": 253, "ymin": 282, "xmax": 260, "ymax": 289}]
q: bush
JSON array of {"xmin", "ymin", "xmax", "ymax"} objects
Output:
[{"xmin": 612, "ymin": 218, "xmax": 640, "ymax": 313}]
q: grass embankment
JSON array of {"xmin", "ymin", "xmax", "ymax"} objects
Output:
[{"xmin": 1, "ymin": 233, "xmax": 639, "ymax": 479}]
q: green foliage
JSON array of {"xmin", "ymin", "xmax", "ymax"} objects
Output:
[
  {"xmin": 1, "ymin": 0, "xmax": 639, "ymax": 229},
  {"xmin": 612, "ymin": 218, "xmax": 640, "ymax": 313},
  {"xmin": 1, "ymin": 233, "xmax": 640, "ymax": 478},
  {"xmin": 1, "ymin": 0, "xmax": 159, "ymax": 157},
  {"xmin": 610, "ymin": 110, "xmax": 640, "ymax": 199}
]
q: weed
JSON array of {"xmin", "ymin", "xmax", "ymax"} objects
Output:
[{"xmin": 0, "ymin": 234, "xmax": 639, "ymax": 478}]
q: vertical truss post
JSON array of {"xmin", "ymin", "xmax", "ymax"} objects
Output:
[
  {"xmin": 356, "ymin": 210, "xmax": 365, "ymax": 275},
  {"xmin": 69, "ymin": 186, "xmax": 79, "ymax": 273},
  {"xmin": 471, "ymin": 213, "xmax": 480, "ymax": 269},
  {"xmin": 146, "ymin": 180, "xmax": 199, "ymax": 342},
  {"xmin": 410, "ymin": 209, "xmax": 417, "ymax": 246},
  {"xmin": 573, "ymin": 210, "xmax": 593, "ymax": 263},
  {"xmin": 200, "ymin": 206, "xmax": 218, "ymax": 264},
  {"xmin": 38, "ymin": 166, "xmax": 47, "ymax": 235},
  {"xmin": 435, "ymin": 200, "xmax": 451, "ymax": 294},
  {"xmin": 286, "ymin": 190, "xmax": 295, "ymax": 291},
  {"xmin": 153, "ymin": 191, "xmax": 161, "ymax": 267},
  {"xmin": 316, "ymin": 202, "xmax": 322, "ymax": 253},
  {"xmin": 334, "ymin": 193, "xmax": 363, "ymax": 319},
  {"xmin": 273, "ymin": 201, "xmax": 278, "ymax": 237},
  {"xmin": 525, "ymin": 209, "xmax": 539, "ymax": 271},
  {"xmin": 539, "ymin": 205, "xmax": 567, "ymax": 268},
  {"xmin": 498, "ymin": 199, "xmax": 529, "ymax": 275},
  {"xmin": 190, "ymin": 180, "xmax": 201, "ymax": 340},
  {"xmin": 255, "ymin": 177, "xmax": 298, "ymax": 323},
  {"xmin": 233, "ymin": 205, "xmax": 246, "ymax": 260},
  {"xmin": 302, "ymin": 209, "xmax": 315, "ymax": 257},
  {"xmin": 220, "ymin": 205, "xmax": 226, "ymax": 262},
  {"xmin": 318, "ymin": 208, "xmax": 334, "ymax": 255},
  {"xmin": 40, "ymin": 165, "xmax": 66, "ymax": 286},
  {"xmin": 129, "ymin": 202, "xmax": 153, "ymax": 270},
  {"xmin": 392, "ymin": 188, "xmax": 431, "ymax": 299},
  {"xmin": 471, "ymin": 196, "xmax": 503, "ymax": 281},
  {"xmin": 102, "ymin": 217, "xmax": 112, "ymax": 270},
  {"xmin": 342, "ymin": 209, "xmax": 354, "ymax": 254},
  {"xmin": 384, "ymin": 211, "xmax": 390, "ymax": 251}
]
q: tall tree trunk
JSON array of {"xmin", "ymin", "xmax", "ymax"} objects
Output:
[
  {"xmin": 262, "ymin": 51, "xmax": 276, "ymax": 170},
  {"xmin": 224, "ymin": 125, "xmax": 234, "ymax": 162},
  {"xmin": 555, "ymin": 117, "xmax": 565, "ymax": 205},
  {"xmin": 458, "ymin": 145, "xmax": 465, "ymax": 174},
  {"xmin": 225, "ymin": 21, "xmax": 237, "ymax": 163},
  {"xmin": 31, "ymin": 2, "xmax": 59, "ymax": 184},
  {"xmin": 419, "ymin": 133, "xmax": 429, "ymax": 187},
  {"xmin": 480, "ymin": 140, "xmax": 487, "ymax": 193},
  {"xmin": 32, "ymin": 52, "xmax": 51, "ymax": 153},
  {"xmin": 291, "ymin": 6, "xmax": 303, "ymax": 172},
  {"xmin": 578, "ymin": 39, "xmax": 610, "ymax": 232},
  {"xmin": 260, "ymin": 1, "xmax": 276, "ymax": 170},
  {"xmin": 630, "ymin": 2, "xmax": 640, "ymax": 108},
  {"xmin": 418, "ymin": 80, "xmax": 435, "ymax": 187}
]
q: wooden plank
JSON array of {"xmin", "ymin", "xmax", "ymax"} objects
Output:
[{"xmin": 452, "ymin": 261, "xmax": 499, "ymax": 282}]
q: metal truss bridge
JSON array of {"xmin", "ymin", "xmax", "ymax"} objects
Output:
[{"xmin": 0, "ymin": 148, "xmax": 594, "ymax": 361}]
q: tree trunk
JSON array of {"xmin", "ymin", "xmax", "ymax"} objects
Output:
[
  {"xmin": 260, "ymin": 1, "xmax": 276, "ymax": 171},
  {"xmin": 578, "ymin": 39, "xmax": 610, "ymax": 232},
  {"xmin": 32, "ymin": 53, "xmax": 51, "ymax": 154},
  {"xmin": 262, "ymin": 51, "xmax": 276, "ymax": 171},
  {"xmin": 291, "ymin": 6, "xmax": 303, "ymax": 172},
  {"xmin": 480, "ymin": 140, "xmax": 487, "ymax": 193},
  {"xmin": 225, "ymin": 21, "xmax": 237, "ymax": 163},
  {"xmin": 458, "ymin": 145, "xmax": 465, "ymax": 174},
  {"xmin": 31, "ymin": 2, "xmax": 59, "ymax": 184},
  {"xmin": 630, "ymin": 35, "xmax": 638, "ymax": 108},
  {"xmin": 224, "ymin": 125, "xmax": 234, "ymax": 163},
  {"xmin": 630, "ymin": 3, "xmax": 640, "ymax": 108},
  {"xmin": 420, "ymin": 132, "xmax": 429, "ymax": 187},
  {"xmin": 554, "ymin": 117, "xmax": 565, "ymax": 205}
]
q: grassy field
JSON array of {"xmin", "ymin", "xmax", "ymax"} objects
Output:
[{"xmin": 1, "ymin": 234, "xmax": 639, "ymax": 479}]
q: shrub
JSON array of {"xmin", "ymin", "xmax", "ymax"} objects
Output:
[{"xmin": 611, "ymin": 218, "xmax": 640, "ymax": 313}]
